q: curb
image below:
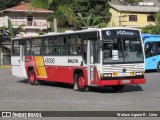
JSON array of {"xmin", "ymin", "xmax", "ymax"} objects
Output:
[{"xmin": 0, "ymin": 66, "xmax": 11, "ymax": 68}]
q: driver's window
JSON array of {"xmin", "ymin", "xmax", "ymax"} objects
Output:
[
  {"xmin": 83, "ymin": 40, "xmax": 87, "ymax": 63},
  {"xmin": 145, "ymin": 42, "xmax": 157, "ymax": 58}
]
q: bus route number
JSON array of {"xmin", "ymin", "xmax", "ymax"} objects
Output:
[{"xmin": 44, "ymin": 58, "xmax": 55, "ymax": 64}]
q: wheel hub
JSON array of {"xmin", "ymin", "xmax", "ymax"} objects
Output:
[{"xmin": 78, "ymin": 77, "xmax": 85, "ymax": 88}]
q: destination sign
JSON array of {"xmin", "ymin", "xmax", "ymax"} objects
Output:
[
  {"xmin": 102, "ymin": 29, "xmax": 139, "ymax": 38},
  {"xmin": 103, "ymin": 38, "xmax": 117, "ymax": 43}
]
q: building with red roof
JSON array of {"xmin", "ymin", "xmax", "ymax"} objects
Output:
[
  {"xmin": 0, "ymin": 2, "xmax": 53, "ymax": 37},
  {"xmin": 0, "ymin": 2, "xmax": 54, "ymax": 65}
]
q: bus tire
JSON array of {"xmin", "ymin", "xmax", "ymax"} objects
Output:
[
  {"xmin": 28, "ymin": 70, "xmax": 38, "ymax": 85},
  {"xmin": 157, "ymin": 62, "xmax": 160, "ymax": 72},
  {"xmin": 112, "ymin": 85, "xmax": 124, "ymax": 91},
  {"xmin": 77, "ymin": 74, "xmax": 88, "ymax": 92}
]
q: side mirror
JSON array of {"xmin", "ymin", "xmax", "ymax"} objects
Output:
[{"xmin": 99, "ymin": 40, "xmax": 103, "ymax": 48}]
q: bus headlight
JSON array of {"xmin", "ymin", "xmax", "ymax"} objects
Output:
[
  {"xmin": 101, "ymin": 73, "xmax": 112, "ymax": 78},
  {"xmin": 136, "ymin": 72, "xmax": 144, "ymax": 75}
]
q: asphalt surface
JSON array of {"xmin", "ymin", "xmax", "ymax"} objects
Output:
[{"xmin": 0, "ymin": 68, "xmax": 160, "ymax": 120}]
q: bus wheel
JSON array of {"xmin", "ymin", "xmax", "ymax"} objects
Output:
[
  {"xmin": 112, "ymin": 85, "xmax": 124, "ymax": 91},
  {"xmin": 157, "ymin": 62, "xmax": 160, "ymax": 72},
  {"xmin": 77, "ymin": 75, "xmax": 88, "ymax": 92},
  {"xmin": 28, "ymin": 70, "xmax": 38, "ymax": 85}
]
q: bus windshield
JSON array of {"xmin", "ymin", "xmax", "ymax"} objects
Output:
[{"xmin": 103, "ymin": 37, "xmax": 143, "ymax": 64}]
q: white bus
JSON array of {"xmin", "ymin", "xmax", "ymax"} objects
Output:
[{"xmin": 11, "ymin": 27, "xmax": 146, "ymax": 91}]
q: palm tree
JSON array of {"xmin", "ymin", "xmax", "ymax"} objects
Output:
[
  {"xmin": 30, "ymin": 0, "xmax": 76, "ymax": 32},
  {"xmin": 76, "ymin": 13, "xmax": 107, "ymax": 29},
  {"xmin": 7, "ymin": 18, "xmax": 24, "ymax": 38}
]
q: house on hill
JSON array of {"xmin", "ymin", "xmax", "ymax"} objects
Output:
[
  {"xmin": 109, "ymin": 4, "xmax": 159, "ymax": 28},
  {"xmin": 0, "ymin": 2, "xmax": 53, "ymax": 37},
  {"xmin": 0, "ymin": 2, "xmax": 53, "ymax": 65}
]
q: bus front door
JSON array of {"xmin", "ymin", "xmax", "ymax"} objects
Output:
[
  {"xmin": 87, "ymin": 40, "xmax": 97, "ymax": 85},
  {"xmin": 20, "ymin": 43, "xmax": 27, "ymax": 78}
]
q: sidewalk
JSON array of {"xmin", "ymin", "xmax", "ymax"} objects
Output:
[{"xmin": 0, "ymin": 65, "xmax": 11, "ymax": 68}]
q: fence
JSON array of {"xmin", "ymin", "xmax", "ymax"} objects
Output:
[{"xmin": 0, "ymin": 54, "xmax": 11, "ymax": 65}]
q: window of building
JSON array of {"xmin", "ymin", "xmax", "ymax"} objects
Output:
[
  {"xmin": 147, "ymin": 15, "xmax": 155, "ymax": 22},
  {"xmin": 129, "ymin": 15, "xmax": 137, "ymax": 21}
]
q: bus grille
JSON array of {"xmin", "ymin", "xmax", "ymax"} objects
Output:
[{"xmin": 102, "ymin": 64, "xmax": 144, "ymax": 73}]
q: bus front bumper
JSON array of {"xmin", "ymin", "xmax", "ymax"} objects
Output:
[{"xmin": 98, "ymin": 78, "xmax": 146, "ymax": 86}]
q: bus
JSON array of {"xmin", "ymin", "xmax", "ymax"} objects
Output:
[
  {"xmin": 142, "ymin": 33, "xmax": 160, "ymax": 72},
  {"xmin": 11, "ymin": 27, "xmax": 146, "ymax": 91}
]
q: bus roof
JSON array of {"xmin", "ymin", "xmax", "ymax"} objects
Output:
[
  {"xmin": 12, "ymin": 27, "xmax": 140, "ymax": 40},
  {"xmin": 142, "ymin": 33, "xmax": 160, "ymax": 38},
  {"xmin": 144, "ymin": 37, "xmax": 160, "ymax": 44}
]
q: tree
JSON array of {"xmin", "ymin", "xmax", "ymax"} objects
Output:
[
  {"xmin": 141, "ymin": 26, "xmax": 152, "ymax": 34},
  {"xmin": 76, "ymin": 13, "xmax": 99, "ymax": 29},
  {"xmin": 69, "ymin": 0, "xmax": 111, "ymax": 29},
  {"xmin": 30, "ymin": 0, "xmax": 76, "ymax": 32},
  {"xmin": 142, "ymin": 11, "xmax": 160, "ymax": 34},
  {"xmin": 0, "ymin": 0, "xmax": 22, "ymax": 10},
  {"xmin": 7, "ymin": 19, "xmax": 24, "ymax": 38}
]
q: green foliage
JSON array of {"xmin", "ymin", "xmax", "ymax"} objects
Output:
[
  {"xmin": 152, "ymin": 24, "xmax": 160, "ymax": 34},
  {"xmin": 96, "ymin": 23, "xmax": 108, "ymax": 28},
  {"xmin": 48, "ymin": 21, "xmax": 55, "ymax": 32},
  {"xmin": 30, "ymin": 0, "xmax": 49, "ymax": 9},
  {"xmin": 7, "ymin": 19, "xmax": 25, "ymax": 38},
  {"xmin": 31, "ymin": 0, "xmax": 111, "ymax": 30},
  {"xmin": 155, "ymin": 11, "xmax": 160, "ymax": 24},
  {"xmin": 141, "ymin": 26, "xmax": 152, "ymax": 34},
  {"xmin": 0, "ymin": 0, "xmax": 22, "ymax": 10},
  {"xmin": 31, "ymin": 0, "xmax": 76, "ymax": 32},
  {"xmin": 69, "ymin": 0, "xmax": 111, "ymax": 28},
  {"xmin": 76, "ymin": 13, "xmax": 99, "ymax": 29},
  {"xmin": 142, "ymin": 11, "xmax": 160, "ymax": 34}
]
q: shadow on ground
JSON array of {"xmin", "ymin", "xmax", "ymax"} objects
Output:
[
  {"xmin": 145, "ymin": 69, "xmax": 158, "ymax": 73},
  {"xmin": 18, "ymin": 79, "xmax": 143, "ymax": 93}
]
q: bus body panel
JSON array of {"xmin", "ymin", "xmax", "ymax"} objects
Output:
[
  {"xmin": 11, "ymin": 28, "xmax": 146, "ymax": 90},
  {"xmin": 98, "ymin": 78, "xmax": 145, "ymax": 86},
  {"xmin": 25, "ymin": 55, "xmax": 87, "ymax": 84},
  {"xmin": 11, "ymin": 56, "xmax": 21, "ymax": 77},
  {"xmin": 25, "ymin": 55, "xmax": 146, "ymax": 86},
  {"xmin": 145, "ymin": 56, "xmax": 160, "ymax": 70},
  {"xmin": 143, "ymin": 35, "xmax": 160, "ymax": 71},
  {"xmin": 12, "ymin": 56, "xmax": 27, "ymax": 78}
]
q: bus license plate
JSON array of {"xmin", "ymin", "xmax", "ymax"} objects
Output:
[{"xmin": 122, "ymin": 80, "xmax": 130, "ymax": 84}]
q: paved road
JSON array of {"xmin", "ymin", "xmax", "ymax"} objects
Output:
[{"xmin": 0, "ymin": 68, "xmax": 160, "ymax": 120}]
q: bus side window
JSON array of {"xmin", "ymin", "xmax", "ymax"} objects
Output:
[
  {"xmin": 145, "ymin": 43, "xmax": 151, "ymax": 58},
  {"xmin": 83, "ymin": 40, "xmax": 87, "ymax": 62},
  {"xmin": 145, "ymin": 43, "xmax": 156, "ymax": 58},
  {"xmin": 68, "ymin": 35, "xmax": 81, "ymax": 55}
]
